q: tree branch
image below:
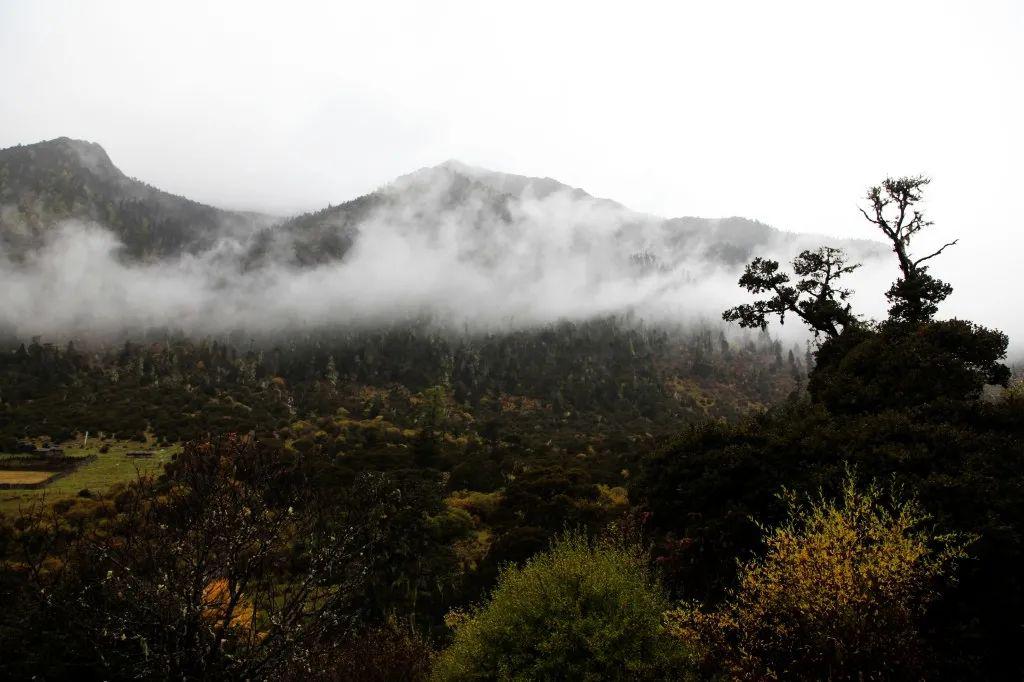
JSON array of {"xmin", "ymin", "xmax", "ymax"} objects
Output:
[{"xmin": 913, "ymin": 240, "xmax": 958, "ymax": 267}]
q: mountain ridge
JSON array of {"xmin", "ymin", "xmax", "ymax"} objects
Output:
[
  {"xmin": 0, "ymin": 137, "xmax": 275, "ymax": 260},
  {"xmin": 0, "ymin": 137, "xmax": 885, "ymax": 271}
]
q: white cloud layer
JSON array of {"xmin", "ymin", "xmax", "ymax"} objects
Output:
[{"xmin": 0, "ymin": 168, "xmax": 895, "ymax": 343}]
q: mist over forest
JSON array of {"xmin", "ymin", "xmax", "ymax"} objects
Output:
[{"xmin": 0, "ymin": 138, "xmax": 899, "ymax": 344}]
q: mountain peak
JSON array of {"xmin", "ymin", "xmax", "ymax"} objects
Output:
[
  {"xmin": 0, "ymin": 136, "xmax": 273, "ymax": 261},
  {"xmin": 428, "ymin": 159, "xmax": 611, "ymax": 205},
  {"xmin": 47, "ymin": 136, "xmax": 104, "ymax": 151},
  {"xmin": 437, "ymin": 159, "xmax": 476, "ymax": 173},
  {"xmin": 21, "ymin": 136, "xmax": 121, "ymax": 179}
]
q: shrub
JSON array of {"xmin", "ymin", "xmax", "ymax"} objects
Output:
[
  {"xmin": 1005, "ymin": 377, "xmax": 1024, "ymax": 404},
  {"xmin": 669, "ymin": 474, "xmax": 970, "ymax": 681},
  {"xmin": 431, "ymin": 532, "xmax": 695, "ymax": 681},
  {"xmin": 322, "ymin": 622, "xmax": 434, "ymax": 681},
  {"xmin": 445, "ymin": 490, "xmax": 503, "ymax": 520}
]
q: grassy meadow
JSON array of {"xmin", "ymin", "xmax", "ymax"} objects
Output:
[{"xmin": 0, "ymin": 437, "xmax": 178, "ymax": 515}]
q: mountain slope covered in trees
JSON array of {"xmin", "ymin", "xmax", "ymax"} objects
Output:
[{"xmin": 0, "ymin": 137, "xmax": 275, "ymax": 260}]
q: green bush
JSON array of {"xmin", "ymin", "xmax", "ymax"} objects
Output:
[{"xmin": 431, "ymin": 532, "xmax": 694, "ymax": 681}]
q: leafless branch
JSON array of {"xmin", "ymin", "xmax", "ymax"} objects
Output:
[{"xmin": 913, "ymin": 240, "xmax": 958, "ymax": 267}]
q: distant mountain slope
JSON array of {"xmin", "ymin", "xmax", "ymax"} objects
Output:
[
  {"xmin": 438, "ymin": 159, "xmax": 615, "ymax": 204},
  {"xmin": 272, "ymin": 161, "xmax": 885, "ymax": 271},
  {"xmin": 0, "ymin": 137, "xmax": 893, "ymax": 337},
  {"xmin": 0, "ymin": 137, "xmax": 275, "ymax": 260},
  {"xmin": 0, "ymin": 137, "xmax": 885, "ymax": 274}
]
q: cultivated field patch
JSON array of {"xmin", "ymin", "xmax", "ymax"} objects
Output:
[
  {"xmin": 0, "ymin": 439, "xmax": 178, "ymax": 514},
  {"xmin": 0, "ymin": 470, "xmax": 59, "ymax": 486}
]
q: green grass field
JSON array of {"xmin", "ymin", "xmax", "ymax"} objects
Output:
[{"xmin": 0, "ymin": 439, "xmax": 178, "ymax": 515}]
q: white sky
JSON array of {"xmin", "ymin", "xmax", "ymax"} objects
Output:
[{"xmin": 1, "ymin": 0, "xmax": 1022, "ymax": 337}]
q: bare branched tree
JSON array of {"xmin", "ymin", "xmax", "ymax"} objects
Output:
[
  {"xmin": 859, "ymin": 176, "xmax": 955, "ymax": 323},
  {"xmin": 4, "ymin": 436, "xmax": 369, "ymax": 679}
]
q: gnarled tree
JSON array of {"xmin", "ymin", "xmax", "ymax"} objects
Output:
[
  {"xmin": 860, "ymin": 176, "xmax": 956, "ymax": 324},
  {"xmin": 723, "ymin": 246, "xmax": 860, "ymax": 340},
  {"xmin": 724, "ymin": 176, "xmax": 1010, "ymax": 412}
]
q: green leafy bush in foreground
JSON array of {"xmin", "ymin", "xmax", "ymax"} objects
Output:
[{"xmin": 431, "ymin": 531, "xmax": 695, "ymax": 681}]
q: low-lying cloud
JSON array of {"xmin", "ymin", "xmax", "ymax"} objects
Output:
[{"xmin": 1, "ymin": 165, "xmax": 1005, "ymax": 356}]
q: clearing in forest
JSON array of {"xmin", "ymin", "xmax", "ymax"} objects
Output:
[
  {"xmin": 0, "ymin": 439, "xmax": 178, "ymax": 514},
  {"xmin": 0, "ymin": 470, "xmax": 58, "ymax": 486}
]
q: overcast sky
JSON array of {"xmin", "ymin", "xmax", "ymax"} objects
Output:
[{"xmin": 1, "ymin": 0, "xmax": 1021, "ymax": 332}]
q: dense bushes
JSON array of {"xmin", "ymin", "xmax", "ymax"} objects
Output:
[
  {"xmin": 0, "ymin": 438, "xmax": 461, "ymax": 679},
  {"xmin": 432, "ymin": 532, "xmax": 695, "ymax": 681},
  {"xmin": 809, "ymin": 320, "xmax": 1010, "ymax": 413},
  {"xmin": 635, "ymin": 394, "xmax": 1024, "ymax": 677}
]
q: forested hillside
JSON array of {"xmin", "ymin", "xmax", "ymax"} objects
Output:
[
  {"xmin": 0, "ymin": 318, "xmax": 800, "ymax": 452},
  {"xmin": 0, "ymin": 138, "xmax": 274, "ymax": 260}
]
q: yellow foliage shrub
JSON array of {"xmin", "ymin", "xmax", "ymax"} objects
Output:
[
  {"xmin": 668, "ymin": 474, "xmax": 970, "ymax": 681},
  {"xmin": 445, "ymin": 490, "xmax": 503, "ymax": 519},
  {"xmin": 596, "ymin": 484, "xmax": 629, "ymax": 508},
  {"xmin": 202, "ymin": 578, "xmax": 256, "ymax": 634}
]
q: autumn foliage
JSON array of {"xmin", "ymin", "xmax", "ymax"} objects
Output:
[{"xmin": 669, "ymin": 474, "xmax": 970, "ymax": 680}]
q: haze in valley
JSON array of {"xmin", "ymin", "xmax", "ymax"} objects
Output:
[{"xmin": 0, "ymin": 1, "xmax": 1021, "ymax": 351}]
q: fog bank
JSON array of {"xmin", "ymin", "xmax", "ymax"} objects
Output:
[{"xmin": 3, "ymin": 164, "xmax": 1015, "ymax": 356}]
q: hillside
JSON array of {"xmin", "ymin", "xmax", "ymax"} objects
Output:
[
  {"xmin": 0, "ymin": 137, "xmax": 275, "ymax": 260},
  {"xmin": 273, "ymin": 159, "xmax": 886, "ymax": 271},
  {"xmin": 0, "ymin": 138, "xmax": 885, "ymax": 274}
]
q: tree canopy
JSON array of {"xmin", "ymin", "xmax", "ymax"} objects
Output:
[{"xmin": 723, "ymin": 246, "xmax": 860, "ymax": 339}]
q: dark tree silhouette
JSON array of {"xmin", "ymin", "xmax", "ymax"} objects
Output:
[
  {"xmin": 859, "ymin": 176, "xmax": 956, "ymax": 324},
  {"xmin": 722, "ymin": 246, "xmax": 860, "ymax": 339},
  {"xmin": 804, "ymin": 175, "xmax": 1011, "ymax": 411},
  {"xmin": 723, "ymin": 176, "xmax": 1010, "ymax": 412}
]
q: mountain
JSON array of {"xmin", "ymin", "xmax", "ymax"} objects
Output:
[
  {"xmin": 438, "ymin": 159, "xmax": 616, "ymax": 204},
  {"xmin": 0, "ymin": 137, "xmax": 275, "ymax": 261},
  {"xmin": 1, "ymin": 138, "xmax": 885, "ymax": 271},
  {"xmin": 268, "ymin": 159, "xmax": 885, "ymax": 272},
  {"xmin": 0, "ymin": 138, "xmax": 885, "ymax": 273}
]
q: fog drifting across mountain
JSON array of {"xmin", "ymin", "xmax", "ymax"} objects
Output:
[{"xmin": 0, "ymin": 158, "xmax": 899, "ymax": 345}]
